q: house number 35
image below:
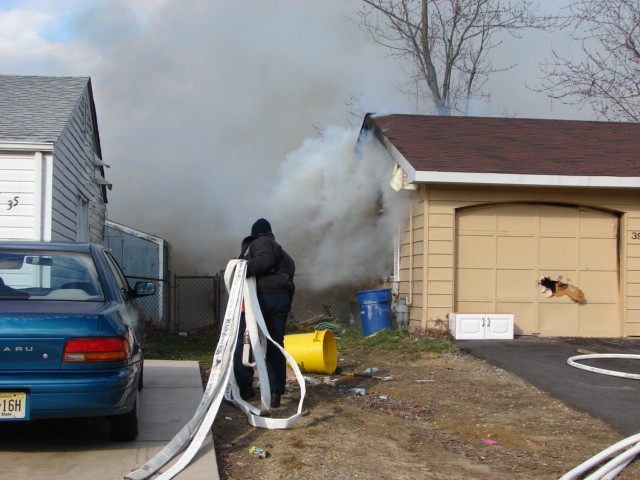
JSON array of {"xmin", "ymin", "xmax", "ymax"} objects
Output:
[{"xmin": 6, "ymin": 196, "xmax": 19, "ymax": 210}]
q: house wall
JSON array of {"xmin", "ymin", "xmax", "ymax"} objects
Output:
[
  {"xmin": 0, "ymin": 151, "xmax": 42, "ymax": 239},
  {"xmin": 398, "ymin": 192, "xmax": 425, "ymax": 325},
  {"xmin": 0, "ymin": 149, "xmax": 55, "ymax": 241},
  {"xmin": 398, "ymin": 184, "xmax": 640, "ymax": 337},
  {"xmin": 50, "ymin": 86, "xmax": 106, "ymax": 243}
]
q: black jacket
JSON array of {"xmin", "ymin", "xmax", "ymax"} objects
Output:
[{"xmin": 240, "ymin": 233, "xmax": 295, "ymax": 297}]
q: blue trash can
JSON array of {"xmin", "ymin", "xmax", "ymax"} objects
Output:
[{"xmin": 357, "ymin": 288, "xmax": 392, "ymax": 337}]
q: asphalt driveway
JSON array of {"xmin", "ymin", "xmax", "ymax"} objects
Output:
[{"xmin": 458, "ymin": 337, "xmax": 640, "ymax": 436}]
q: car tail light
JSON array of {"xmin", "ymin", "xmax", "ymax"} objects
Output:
[{"xmin": 63, "ymin": 337, "xmax": 131, "ymax": 362}]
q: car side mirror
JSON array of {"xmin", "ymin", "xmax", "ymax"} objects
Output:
[{"xmin": 134, "ymin": 281, "xmax": 155, "ymax": 297}]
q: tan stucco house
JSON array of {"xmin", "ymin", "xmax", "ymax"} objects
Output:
[{"xmin": 361, "ymin": 113, "xmax": 640, "ymax": 338}]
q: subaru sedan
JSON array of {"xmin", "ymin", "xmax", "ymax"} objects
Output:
[{"xmin": 0, "ymin": 242, "xmax": 155, "ymax": 441}]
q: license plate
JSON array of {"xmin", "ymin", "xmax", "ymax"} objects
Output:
[{"xmin": 0, "ymin": 392, "xmax": 28, "ymax": 420}]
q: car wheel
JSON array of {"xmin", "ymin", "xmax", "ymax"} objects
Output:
[{"xmin": 110, "ymin": 393, "xmax": 139, "ymax": 442}]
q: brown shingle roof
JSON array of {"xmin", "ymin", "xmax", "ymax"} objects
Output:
[{"xmin": 362, "ymin": 113, "xmax": 640, "ymax": 187}]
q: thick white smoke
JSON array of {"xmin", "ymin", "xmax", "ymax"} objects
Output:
[
  {"xmin": 265, "ymin": 126, "xmax": 410, "ymax": 290},
  {"xmin": 0, "ymin": 1, "xmax": 586, "ymax": 285}
]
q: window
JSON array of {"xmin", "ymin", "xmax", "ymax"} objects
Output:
[
  {"xmin": 103, "ymin": 251, "xmax": 131, "ymax": 300},
  {"xmin": 0, "ymin": 250, "xmax": 103, "ymax": 301},
  {"xmin": 76, "ymin": 194, "xmax": 89, "ymax": 241}
]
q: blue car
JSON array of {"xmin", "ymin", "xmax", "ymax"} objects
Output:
[{"xmin": 0, "ymin": 242, "xmax": 155, "ymax": 441}]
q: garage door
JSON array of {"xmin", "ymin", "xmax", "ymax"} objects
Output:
[{"xmin": 455, "ymin": 203, "xmax": 619, "ymax": 337}]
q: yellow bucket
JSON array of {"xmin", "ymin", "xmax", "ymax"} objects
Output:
[{"xmin": 284, "ymin": 329, "xmax": 338, "ymax": 375}]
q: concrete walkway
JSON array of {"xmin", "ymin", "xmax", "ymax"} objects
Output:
[{"xmin": 0, "ymin": 360, "xmax": 219, "ymax": 480}]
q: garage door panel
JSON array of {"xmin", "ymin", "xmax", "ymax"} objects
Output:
[
  {"xmin": 497, "ymin": 204, "xmax": 537, "ymax": 232},
  {"xmin": 539, "ymin": 303, "xmax": 579, "ymax": 335},
  {"xmin": 539, "ymin": 237, "xmax": 579, "ymax": 269},
  {"xmin": 580, "ymin": 304, "xmax": 620, "ymax": 336},
  {"xmin": 497, "ymin": 269, "xmax": 537, "ymax": 299},
  {"xmin": 497, "ymin": 236, "xmax": 536, "ymax": 268},
  {"xmin": 497, "ymin": 302, "xmax": 536, "ymax": 335},
  {"xmin": 457, "ymin": 235, "xmax": 495, "ymax": 268},
  {"xmin": 539, "ymin": 205, "xmax": 579, "ymax": 233},
  {"xmin": 580, "ymin": 209, "xmax": 618, "ymax": 235},
  {"xmin": 457, "ymin": 269, "xmax": 495, "ymax": 299},
  {"xmin": 456, "ymin": 203, "xmax": 619, "ymax": 337},
  {"xmin": 580, "ymin": 238, "xmax": 617, "ymax": 270},
  {"xmin": 455, "ymin": 301, "xmax": 495, "ymax": 312},
  {"xmin": 457, "ymin": 207, "xmax": 496, "ymax": 231},
  {"xmin": 579, "ymin": 271, "xmax": 618, "ymax": 303},
  {"xmin": 538, "ymin": 270, "xmax": 579, "ymax": 287}
]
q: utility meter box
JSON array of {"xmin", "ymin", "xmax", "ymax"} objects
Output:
[{"xmin": 449, "ymin": 313, "xmax": 514, "ymax": 340}]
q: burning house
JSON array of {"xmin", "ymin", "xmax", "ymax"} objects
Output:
[{"xmin": 361, "ymin": 114, "xmax": 640, "ymax": 338}]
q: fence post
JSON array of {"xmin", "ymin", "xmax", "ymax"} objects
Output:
[{"xmin": 173, "ymin": 272, "xmax": 179, "ymax": 333}]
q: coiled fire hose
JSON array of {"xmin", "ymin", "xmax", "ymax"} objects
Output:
[
  {"xmin": 123, "ymin": 259, "xmax": 306, "ymax": 480},
  {"xmin": 560, "ymin": 353, "xmax": 640, "ymax": 480}
]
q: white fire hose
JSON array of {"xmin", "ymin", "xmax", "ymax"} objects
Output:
[
  {"xmin": 123, "ymin": 259, "xmax": 306, "ymax": 480},
  {"xmin": 560, "ymin": 353, "xmax": 640, "ymax": 480}
]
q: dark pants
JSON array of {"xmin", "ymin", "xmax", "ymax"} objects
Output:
[{"xmin": 233, "ymin": 292, "xmax": 291, "ymax": 395}]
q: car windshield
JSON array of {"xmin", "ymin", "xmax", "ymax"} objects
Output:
[{"xmin": 0, "ymin": 250, "xmax": 104, "ymax": 301}]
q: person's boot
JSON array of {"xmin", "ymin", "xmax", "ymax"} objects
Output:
[
  {"xmin": 239, "ymin": 384, "xmax": 255, "ymax": 400},
  {"xmin": 270, "ymin": 392, "xmax": 281, "ymax": 408}
]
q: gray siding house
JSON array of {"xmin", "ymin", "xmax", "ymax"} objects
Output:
[{"xmin": 0, "ymin": 75, "xmax": 109, "ymax": 242}]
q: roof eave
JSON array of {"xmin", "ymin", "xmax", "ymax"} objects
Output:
[
  {"xmin": 412, "ymin": 171, "xmax": 640, "ymax": 188},
  {"xmin": 0, "ymin": 141, "xmax": 54, "ymax": 152}
]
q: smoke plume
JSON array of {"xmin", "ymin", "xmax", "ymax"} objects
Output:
[{"xmin": 264, "ymin": 126, "xmax": 410, "ymax": 290}]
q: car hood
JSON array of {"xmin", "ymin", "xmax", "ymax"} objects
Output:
[{"xmin": 0, "ymin": 301, "xmax": 125, "ymax": 371}]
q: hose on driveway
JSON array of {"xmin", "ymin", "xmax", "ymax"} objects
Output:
[{"xmin": 560, "ymin": 353, "xmax": 640, "ymax": 480}]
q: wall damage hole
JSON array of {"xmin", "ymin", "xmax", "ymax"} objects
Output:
[{"xmin": 538, "ymin": 276, "xmax": 585, "ymax": 304}]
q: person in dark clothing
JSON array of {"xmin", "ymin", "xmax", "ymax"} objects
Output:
[{"xmin": 233, "ymin": 218, "xmax": 295, "ymax": 408}]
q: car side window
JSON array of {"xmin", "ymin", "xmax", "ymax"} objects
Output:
[{"xmin": 103, "ymin": 251, "xmax": 131, "ymax": 299}]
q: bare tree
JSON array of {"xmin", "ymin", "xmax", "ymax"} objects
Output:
[
  {"xmin": 357, "ymin": 0, "xmax": 559, "ymax": 115},
  {"xmin": 538, "ymin": 0, "xmax": 640, "ymax": 122}
]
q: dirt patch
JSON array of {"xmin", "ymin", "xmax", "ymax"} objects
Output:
[{"xmin": 212, "ymin": 348, "xmax": 639, "ymax": 479}]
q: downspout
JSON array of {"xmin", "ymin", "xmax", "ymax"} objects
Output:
[
  {"xmin": 422, "ymin": 186, "xmax": 428, "ymax": 331},
  {"xmin": 408, "ymin": 200, "xmax": 413, "ymax": 306}
]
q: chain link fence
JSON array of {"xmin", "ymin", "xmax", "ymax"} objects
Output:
[
  {"xmin": 166, "ymin": 273, "xmax": 364, "ymax": 334},
  {"xmin": 172, "ymin": 275, "xmax": 221, "ymax": 332},
  {"xmin": 289, "ymin": 275, "xmax": 362, "ymax": 332},
  {"xmin": 135, "ymin": 271, "xmax": 373, "ymax": 334}
]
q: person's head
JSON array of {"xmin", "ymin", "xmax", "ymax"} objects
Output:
[{"xmin": 251, "ymin": 218, "xmax": 272, "ymax": 237}]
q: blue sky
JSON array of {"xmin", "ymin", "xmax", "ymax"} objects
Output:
[{"xmin": 0, "ymin": 0, "xmax": 594, "ymax": 275}]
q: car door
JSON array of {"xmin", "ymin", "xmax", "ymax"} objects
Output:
[{"xmin": 100, "ymin": 250, "xmax": 145, "ymax": 361}]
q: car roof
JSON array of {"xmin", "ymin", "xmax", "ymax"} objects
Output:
[{"xmin": 0, "ymin": 241, "xmax": 98, "ymax": 254}]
